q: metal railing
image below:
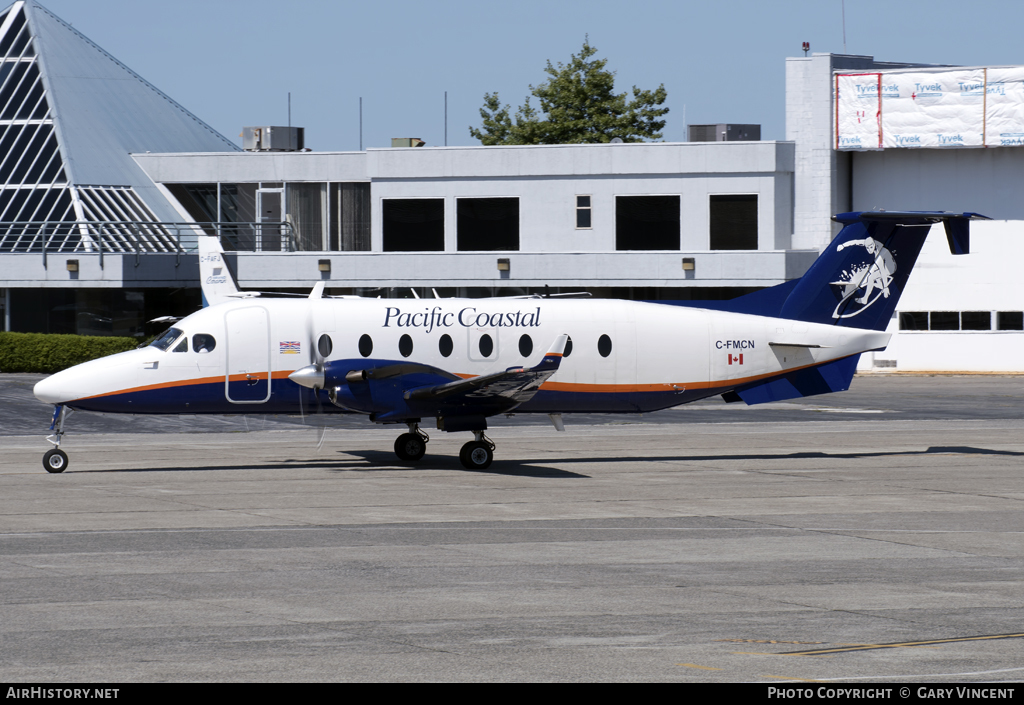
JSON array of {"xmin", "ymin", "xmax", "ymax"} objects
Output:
[{"xmin": 0, "ymin": 221, "xmax": 296, "ymax": 254}]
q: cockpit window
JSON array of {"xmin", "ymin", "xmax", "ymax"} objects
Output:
[
  {"xmin": 149, "ymin": 327, "xmax": 183, "ymax": 351},
  {"xmin": 193, "ymin": 334, "xmax": 216, "ymax": 353},
  {"xmin": 173, "ymin": 338, "xmax": 188, "ymax": 353}
]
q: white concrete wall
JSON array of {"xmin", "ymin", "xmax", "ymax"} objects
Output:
[
  {"xmin": 852, "ymin": 148, "xmax": 1024, "ymax": 221},
  {"xmin": 861, "ymin": 220, "xmax": 1024, "ymax": 372},
  {"xmin": 135, "ymin": 141, "xmax": 797, "ymax": 258},
  {"xmin": 229, "ymin": 250, "xmax": 814, "ymax": 290}
]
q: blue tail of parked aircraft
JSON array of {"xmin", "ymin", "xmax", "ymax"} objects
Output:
[
  {"xmin": 720, "ymin": 211, "xmax": 989, "ymax": 331},
  {"xmin": 718, "ymin": 211, "xmax": 988, "ymax": 406}
]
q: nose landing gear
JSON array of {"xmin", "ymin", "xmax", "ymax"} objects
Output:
[{"xmin": 42, "ymin": 405, "xmax": 71, "ymax": 473}]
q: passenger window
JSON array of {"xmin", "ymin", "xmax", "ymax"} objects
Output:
[
  {"xmin": 479, "ymin": 334, "xmax": 494, "ymax": 358},
  {"xmin": 318, "ymin": 334, "xmax": 333, "ymax": 357},
  {"xmin": 439, "ymin": 334, "xmax": 453, "ymax": 357},
  {"xmin": 399, "ymin": 334, "xmax": 413, "ymax": 358},
  {"xmin": 359, "ymin": 334, "xmax": 373, "ymax": 357},
  {"xmin": 519, "ymin": 334, "xmax": 533, "ymax": 357},
  {"xmin": 192, "ymin": 334, "xmax": 216, "ymax": 353},
  {"xmin": 173, "ymin": 338, "xmax": 188, "ymax": 353},
  {"xmin": 598, "ymin": 334, "xmax": 612, "ymax": 357}
]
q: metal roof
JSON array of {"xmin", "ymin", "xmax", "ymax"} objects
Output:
[{"xmin": 0, "ymin": 1, "xmax": 239, "ymax": 223}]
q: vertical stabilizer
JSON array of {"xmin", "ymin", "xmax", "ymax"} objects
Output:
[
  {"xmin": 778, "ymin": 211, "xmax": 989, "ymax": 331},
  {"xmin": 197, "ymin": 235, "xmax": 240, "ymax": 307}
]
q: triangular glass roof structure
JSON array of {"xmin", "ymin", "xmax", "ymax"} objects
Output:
[{"xmin": 0, "ymin": 1, "xmax": 239, "ymax": 252}]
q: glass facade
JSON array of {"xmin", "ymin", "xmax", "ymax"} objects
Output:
[
  {"xmin": 0, "ymin": 4, "xmax": 73, "ymax": 236},
  {"xmin": 9, "ymin": 287, "xmax": 201, "ymax": 338},
  {"xmin": 165, "ymin": 181, "xmax": 370, "ymax": 252}
]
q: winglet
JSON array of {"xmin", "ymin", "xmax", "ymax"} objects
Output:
[
  {"xmin": 532, "ymin": 334, "xmax": 568, "ymax": 372},
  {"xmin": 309, "ymin": 282, "xmax": 325, "ymax": 300}
]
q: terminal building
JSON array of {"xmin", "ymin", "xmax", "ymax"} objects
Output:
[{"xmin": 0, "ymin": 0, "xmax": 1022, "ymax": 372}]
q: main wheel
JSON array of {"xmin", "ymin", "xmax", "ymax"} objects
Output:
[
  {"xmin": 459, "ymin": 441, "xmax": 493, "ymax": 470},
  {"xmin": 43, "ymin": 448, "xmax": 68, "ymax": 474},
  {"xmin": 394, "ymin": 433, "xmax": 426, "ymax": 461}
]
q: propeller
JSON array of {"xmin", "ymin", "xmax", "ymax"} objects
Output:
[{"xmin": 289, "ymin": 283, "xmax": 331, "ymax": 450}]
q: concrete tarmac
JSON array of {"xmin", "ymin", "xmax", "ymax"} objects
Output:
[{"xmin": 2, "ymin": 373, "xmax": 1024, "ymax": 682}]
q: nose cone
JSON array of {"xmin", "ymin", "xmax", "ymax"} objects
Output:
[
  {"xmin": 34, "ymin": 372, "xmax": 69, "ymax": 405},
  {"xmin": 32, "ymin": 348, "xmax": 141, "ymax": 406}
]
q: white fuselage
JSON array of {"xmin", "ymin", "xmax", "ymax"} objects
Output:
[{"xmin": 33, "ymin": 297, "xmax": 890, "ymax": 416}]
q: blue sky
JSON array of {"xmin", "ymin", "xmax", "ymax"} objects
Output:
[{"xmin": 37, "ymin": 0, "xmax": 1024, "ymax": 150}]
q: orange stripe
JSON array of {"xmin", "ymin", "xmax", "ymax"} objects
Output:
[
  {"xmin": 77, "ymin": 370, "xmax": 294, "ymax": 401},
  {"xmin": 75, "ymin": 356, "xmax": 846, "ymax": 403}
]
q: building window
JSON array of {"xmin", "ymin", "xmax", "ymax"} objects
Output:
[
  {"xmin": 576, "ymin": 195, "xmax": 592, "ymax": 229},
  {"xmin": 930, "ymin": 311, "xmax": 959, "ymax": 331},
  {"xmin": 615, "ymin": 195, "xmax": 680, "ymax": 250},
  {"xmin": 999, "ymin": 312, "xmax": 1024, "ymax": 331},
  {"xmin": 961, "ymin": 312, "xmax": 992, "ymax": 331},
  {"xmin": 900, "ymin": 311, "xmax": 1012, "ymax": 332},
  {"xmin": 330, "ymin": 183, "xmax": 370, "ymax": 251},
  {"xmin": 899, "ymin": 312, "xmax": 928, "ymax": 330},
  {"xmin": 709, "ymin": 194, "xmax": 758, "ymax": 250},
  {"xmin": 383, "ymin": 199, "xmax": 444, "ymax": 252},
  {"xmin": 457, "ymin": 198, "xmax": 519, "ymax": 251},
  {"xmin": 287, "ymin": 183, "xmax": 324, "ymax": 251}
]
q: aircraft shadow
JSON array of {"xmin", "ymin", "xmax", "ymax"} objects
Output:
[
  {"xmin": 543, "ymin": 445, "xmax": 1024, "ymax": 465},
  {"xmin": 71, "ymin": 446, "xmax": 1013, "ymax": 476},
  {"xmin": 79, "ymin": 450, "xmax": 589, "ymax": 478}
]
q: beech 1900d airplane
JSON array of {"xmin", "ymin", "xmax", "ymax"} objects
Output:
[{"xmin": 32, "ymin": 211, "xmax": 986, "ymax": 473}]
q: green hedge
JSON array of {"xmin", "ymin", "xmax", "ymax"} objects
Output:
[{"xmin": 0, "ymin": 332, "xmax": 138, "ymax": 373}]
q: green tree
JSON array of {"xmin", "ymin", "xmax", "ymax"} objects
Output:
[{"xmin": 470, "ymin": 40, "xmax": 668, "ymax": 145}]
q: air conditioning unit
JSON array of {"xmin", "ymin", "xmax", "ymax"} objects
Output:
[{"xmin": 243, "ymin": 126, "xmax": 305, "ymax": 151}]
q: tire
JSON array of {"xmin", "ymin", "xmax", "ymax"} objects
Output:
[
  {"xmin": 459, "ymin": 441, "xmax": 493, "ymax": 470},
  {"xmin": 43, "ymin": 448, "xmax": 68, "ymax": 474},
  {"xmin": 394, "ymin": 433, "xmax": 426, "ymax": 461}
]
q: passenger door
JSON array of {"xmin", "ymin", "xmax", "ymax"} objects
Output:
[{"xmin": 225, "ymin": 306, "xmax": 271, "ymax": 403}]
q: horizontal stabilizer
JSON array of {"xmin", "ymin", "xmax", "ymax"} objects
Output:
[{"xmin": 732, "ymin": 355, "xmax": 860, "ymax": 405}]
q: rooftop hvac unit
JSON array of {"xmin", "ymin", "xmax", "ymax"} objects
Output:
[
  {"xmin": 688, "ymin": 124, "xmax": 761, "ymax": 142},
  {"xmin": 243, "ymin": 126, "xmax": 305, "ymax": 151}
]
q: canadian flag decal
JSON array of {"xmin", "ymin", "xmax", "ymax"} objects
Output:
[{"xmin": 728, "ymin": 353, "xmax": 744, "ymax": 365}]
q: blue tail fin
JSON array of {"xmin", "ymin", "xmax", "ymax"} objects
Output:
[{"xmin": 776, "ymin": 211, "xmax": 988, "ymax": 331}]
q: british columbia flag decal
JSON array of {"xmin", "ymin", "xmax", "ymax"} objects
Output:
[{"xmin": 279, "ymin": 341, "xmax": 301, "ymax": 354}]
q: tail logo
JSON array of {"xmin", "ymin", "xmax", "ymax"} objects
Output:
[{"xmin": 829, "ymin": 237, "xmax": 896, "ymax": 319}]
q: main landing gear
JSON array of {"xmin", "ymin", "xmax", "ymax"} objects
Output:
[
  {"xmin": 394, "ymin": 422, "xmax": 429, "ymax": 461},
  {"xmin": 42, "ymin": 404, "xmax": 71, "ymax": 473},
  {"xmin": 459, "ymin": 431, "xmax": 495, "ymax": 470},
  {"xmin": 391, "ymin": 423, "xmax": 495, "ymax": 470}
]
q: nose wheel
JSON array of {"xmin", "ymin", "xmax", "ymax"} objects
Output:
[
  {"xmin": 43, "ymin": 448, "xmax": 68, "ymax": 474},
  {"xmin": 42, "ymin": 404, "xmax": 71, "ymax": 473}
]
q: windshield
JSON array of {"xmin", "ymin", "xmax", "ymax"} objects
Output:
[{"xmin": 148, "ymin": 327, "xmax": 184, "ymax": 351}]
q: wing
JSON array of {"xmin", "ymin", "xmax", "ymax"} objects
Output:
[{"xmin": 404, "ymin": 335, "xmax": 568, "ymax": 408}]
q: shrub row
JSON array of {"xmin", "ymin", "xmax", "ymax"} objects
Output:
[{"xmin": 0, "ymin": 332, "xmax": 138, "ymax": 373}]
